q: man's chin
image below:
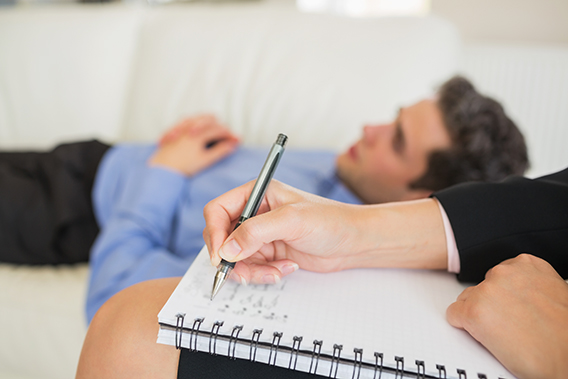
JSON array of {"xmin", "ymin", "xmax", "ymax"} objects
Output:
[
  {"xmin": 335, "ymin": 151, "xmax": 353, "ymax": 170},
  {"xmin": 334, "ymin": 156, "xmax": 348, "ymax": 179}
]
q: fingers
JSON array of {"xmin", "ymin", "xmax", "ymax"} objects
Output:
[
  {"xmin": 231, "ymin": 258, "xmax": 300, "ymax": 285},
  {"xmin": 445, "ymin": 300, "xmax": 465, "ymax": 329},
  {"xmin": 159, "ymin": 114, "xmax": 238, "ymax": 147},
  {"xmin": 205, "ymin": 181, "xmax": 333, "ymax": 270},
  {"xmin": 447, "ymin": 255, "xmax": 550, "ymax": 332},
  {"xmin": 446, "ymin": 286, "xmax": 474, "ymax": 329},
  {"xmin": 200, "ymin": 136, "xmax": 240, "ymax": 168},
  {"xmin": 185, "ymin": 114, "xmax": 218, "ymax": 137},
  {"xmin": 153, "ymin": 114, "xmax": 240, "ymax": 176},
  {"xmin": 447, "ymin": 257, "xmax": 527, "ymax": 332},
  {"xmin": 159, "ymin": 115, "xmax": 213, "ymax": 145},
  {"xmin": 204, "ymin": 181, "xmax": 305, "ymax": 267},
  {"xmin": 217, "ymin": 203, "xmax": 302, "ymax": 263},
  {"xmin": 203, "ymin": 181, "xmax": 258, "ymax": 266}
]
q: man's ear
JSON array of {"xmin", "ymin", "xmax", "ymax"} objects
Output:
[{"xmin": 400, "ymin": 188, "xmax": 433, "ymax": 201}]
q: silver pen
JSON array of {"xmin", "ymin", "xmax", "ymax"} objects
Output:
[{"xmin": 211, "ymin": 133, "xmax": 288, "ymax": 300}]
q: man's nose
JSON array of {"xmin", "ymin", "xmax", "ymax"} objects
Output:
[{"xmin": 363, "ymin": 123, "xmax": 391, "ymax": 143}]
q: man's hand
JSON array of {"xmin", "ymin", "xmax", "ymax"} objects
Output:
[
  {"xmin": 203, "ymin": 180, "xmax": 447, "ymax": 285},
  {"xmin": 447, "ymin": 254, "xmax": 568, "ymax": 379},
  {"xmin": 149, "ymin": 115, "xmax": 239, "ymax": 176}
]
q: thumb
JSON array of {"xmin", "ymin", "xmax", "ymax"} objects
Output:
[
  {"xmin": 218, "ymin": 205, "xmax": 300, "ymax": 263},
  {"xmin": 446, "ymin": 285, "xmax": 475, "ymax": 330},
  {"xmin": 446, "ymin": 300, "xmax": 466, "ymax": 330}
]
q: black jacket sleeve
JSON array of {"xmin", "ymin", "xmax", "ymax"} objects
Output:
[{"xmin": 433, "ymin": 167, "xmax": 568, "ymax": 283}]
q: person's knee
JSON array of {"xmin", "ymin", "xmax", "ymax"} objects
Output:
[
  {"xmin": 97, "ymin": 277, "xmax": 180, "ymax": 324},
  {"xmin": 77, "ymin": 278, "xmax": 182, "ymax": 379}
]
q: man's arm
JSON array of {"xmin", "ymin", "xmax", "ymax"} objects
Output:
[
  {"xmin": 87, "ymin": 116, "xmax": 239, "ymax": 323},
  {"xmin": 434, "ymin": 167, "xmax": 568, "ymax": 282}
]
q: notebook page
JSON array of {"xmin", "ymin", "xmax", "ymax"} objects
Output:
[{"xmin": 158, "ymin": 246, "xmax": 515, "ymax": 379}]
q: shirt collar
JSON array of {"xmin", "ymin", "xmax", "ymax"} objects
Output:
[{"xmin": 317, "ymin": 166, "xmax": 362, "ymax": 205}]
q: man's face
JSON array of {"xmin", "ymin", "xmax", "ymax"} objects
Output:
[{"xmin": 336, "ymin": 99, "xmax": 451, "ymax": 204}]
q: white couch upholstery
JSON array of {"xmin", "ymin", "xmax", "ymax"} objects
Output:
[{"xmin": 0, "ymin": 4, "xmax": 462, "ymax": 378}]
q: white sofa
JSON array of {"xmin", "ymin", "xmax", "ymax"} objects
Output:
[{"xmin": 0, "ymin": 3, "xmax": 518, "ymax": 378}]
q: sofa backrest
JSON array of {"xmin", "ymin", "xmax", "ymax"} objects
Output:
[
  {"xmin": 0, "ymin": 4, "xmax": 459, "ymax": 151},
  {"xmin": 0, "ymin": 6, "xmax": 143, "ymax": 147},
  {"xmin": 120, "ymin": 5, "xmax": 460, "ymax": 150}
]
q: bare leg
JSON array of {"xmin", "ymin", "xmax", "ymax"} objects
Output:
[{"xmin": 76, "ymin": 277, "xmax": 182, "ymax": 379}]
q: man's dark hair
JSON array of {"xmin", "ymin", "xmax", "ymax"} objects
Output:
[{"xmin": 411, "ymin": 76, "xmax": 529, "ymax": 191}]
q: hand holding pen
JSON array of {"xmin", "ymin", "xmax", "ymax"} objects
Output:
[{"xmin": 210, "ymin": 133, "xmax": 288, "ymax": 300}]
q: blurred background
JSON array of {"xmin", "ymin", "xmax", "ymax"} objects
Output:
[
  {"xmin": 0, "ymin": 2, "xmax": 567, "ymax": 378},
  {"xmin": 4, "ymin": 0, "xmax": 567, "ymax": 44},
  {"xmin": 1, "ymin": 0, "xmax": 566, "ymax": 177}
]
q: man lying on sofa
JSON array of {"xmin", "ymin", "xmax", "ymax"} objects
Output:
[{"xmin": 0, "ymin": 76, "xmax": 529, "ymax": 323}]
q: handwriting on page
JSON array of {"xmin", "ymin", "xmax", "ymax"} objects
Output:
[
  {"xmin": 214, "ymin": 280, "xmax": 289, "ymax": 322},
  {"xmin": 180, "ymin": 252, "xmax": 290, "ymax": 323}
]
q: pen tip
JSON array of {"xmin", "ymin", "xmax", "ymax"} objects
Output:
[
  {"xmin": 211, "ymin": 263, "xmax": 232, "ymax": 300},
  {"xmin": 211, "ymin": 276, "xmax": 223, "ymax": 301}
]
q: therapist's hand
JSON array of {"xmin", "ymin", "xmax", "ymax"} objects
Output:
[
  {"xmin": 204, "ymin": 180, "xmax": 366, "ymax": 284},
  {"xmin": 203, "ymin": 180, "xmax": 447, "ymax": 285},
  {"xmin": 446, "ymin": 254, "xmax": 568, "ymax": 379},
  {"xmin": 149, "ymin": 115, "xmax": 239, "ymax": 177}
]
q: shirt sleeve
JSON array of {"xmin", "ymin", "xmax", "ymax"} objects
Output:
[
  {"xmin": 434, "ymin": 198, "xmax": 460, "ymax": 274},
  {"xmin": 86, "ymin": 165, "xmax": 191, "ymax": 324}
]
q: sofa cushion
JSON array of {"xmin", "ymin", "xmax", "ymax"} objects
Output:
[{"xmin": 0, "ymin": 263, "xmax": 88, "ymax": 379}]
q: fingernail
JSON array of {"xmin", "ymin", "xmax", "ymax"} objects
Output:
[
  {"xmin": 229, "ymin": 272, "xmax": 247, "ymax": 286},
  {"xmin": 211, "ymin": 255, "xmax": 221, "ymax": 267},
  {"xmin": 219, "ymin": 239, "xmax": 241, "ymax": 260},
  {"xmin": 261, "ymin": 274, "xmax": 280, "ymax": 284},
  {"xmin": 281, "ymin": 263, "xmax": 299, "ymax": 276}
]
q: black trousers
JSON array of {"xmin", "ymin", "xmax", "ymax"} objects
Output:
[
  {"xmin": 0, "ymin": 140, "xmax": 110, "ymax": 265},
  {"xmin": 178, "ymin": 349, "xmax": 325, "ymax": 379}
]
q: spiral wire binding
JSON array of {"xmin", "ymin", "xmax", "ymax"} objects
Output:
[
  {"xmin": 249, "ymin": 329, "xmax": 263, "ymax": 362},
  {"xmin": 436, "ymin": 364, "xmax": 447, "ymax": 379},
  {"xmin": 227, "ymin": 325, "xmax": 243, "ymax": 360},
  {"xmin": 309, "ymin": 340, "xmax": 323, "ymax": 374},
  {"xmin": 288, "ymin": 336, "xmax": 303, "ymax": 370},
  {"xmin": 189, "ymin": 318, "xmax": 204, "ymax": 352},
  {"xmin": 351, "ymin": 348, "xmax": 363, "ymax": 379},
  {"xmin": 415, "ymin": 360, "xmax": 425, "ymax": 379},
  {"xmin": 174, "ymin": 313, "xmax": 185, "ymax": 350},
  {"xmin": 373, "ymin": 352, "xmax": 384, "ymax": 379},
  {"xmin": 394, "ymin": 356, "xmax": 404, "ymax": 379},
  {"xmin": 209, "ymin": 321, "xmax": 224, "ymax": 355},
  {"xmin": 173, "ymin": 315, "xmax": 492, "ymax": 379},
  {"xmin": 329, "ymin": 344, "xmax": 343, "ymax": 378},
  {"xmin": 268, "ymin": 332, "xmax": 283, "ymax": 366}
]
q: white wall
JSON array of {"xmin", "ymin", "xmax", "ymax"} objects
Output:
[
  {"xmin": 431, "ymin": 0, "xmax": 568, "ymax": 44},
  {"xmin": 429, "ymin": 0, "xmax": 568, "ymax": 176}
]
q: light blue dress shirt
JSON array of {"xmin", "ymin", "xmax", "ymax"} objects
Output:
[{"xmin": 86, "ymin": 144, "xmax": 361, "ymax": 323}]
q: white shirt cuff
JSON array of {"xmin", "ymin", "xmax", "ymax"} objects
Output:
[{"xmin": 434, "ymin": 198, "xmax": 460, "ymax": 274}]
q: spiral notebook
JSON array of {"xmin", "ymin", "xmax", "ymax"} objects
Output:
[{"xmin": 157, "ymin": 246, "xmax": 515, "ymax": 379}]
